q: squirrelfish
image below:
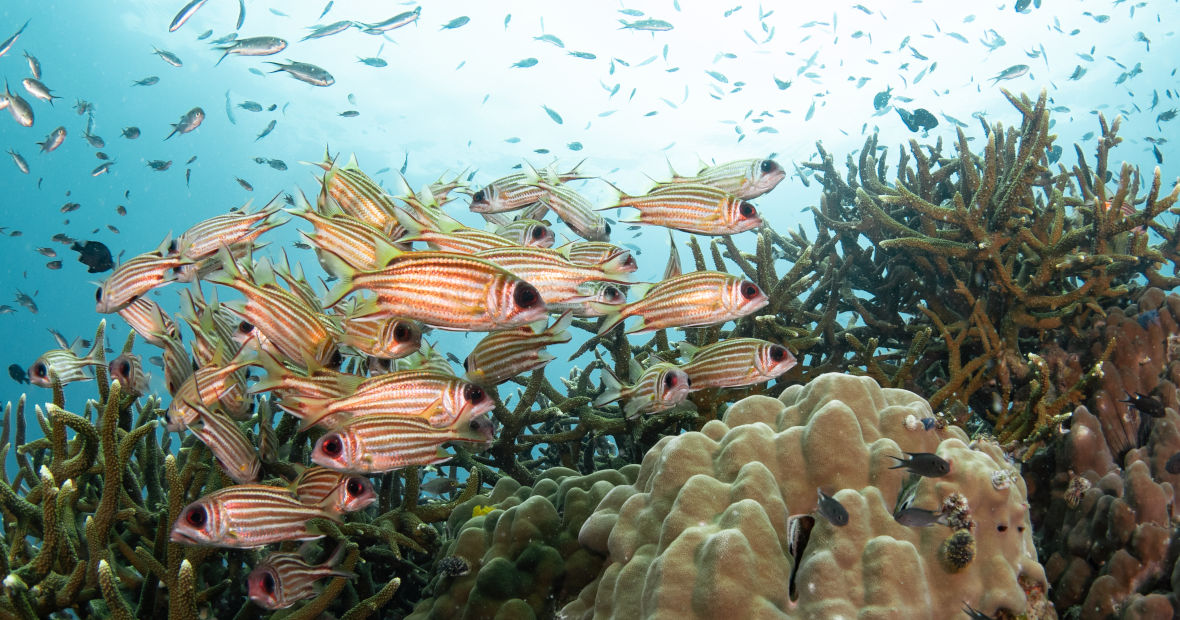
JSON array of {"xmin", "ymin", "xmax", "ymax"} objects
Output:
[
  {"xmin": 469, "ymin": 177, "xmax": 548, "ymax": 213},
  {"xmin": 594, "ymin": 362, "xmax": 691, "ymax": 419},
  {"xmin": 108, "ymin": 352, "xmax": 151, "ymax": 396},
  {"xmin": 311, "ymin": 411, "xmax": 495, "ymax": 473},
  {"xmin": 284, "ymin": 369, "xmax": 492, "ymax": 430},
  {"xmin": 247, "ymin": 546, "xmax": 356, "ymax": 610},
  {"xmin": 170, "ymin": 485, "xmax": 340, "ymax": 548},
  {"xmin": 314, "ymin": 153, "xmax": 400, "ymax": 228},
  {"xmin": 118, "ymin": 298, "xmax": 180, "ymax": 348},
  {"xmin": 291, "ymin": 467, "xmax": 376, "ymax": 513},
  {"xmin": 94, "ymin": 247, "xmax": 190, "ymax": 313},
  {"xmin": 28, "ymin": 321, "xmax": 105, "ymax": 387},
  {"xmin": 249, "ymin": 350, "xmax": 362, "ymax": 400},
  {"xmin": 535, "ymin": 180, "xmax": 610, "ymax": 241},
  {"xmin": 474, "ymin": 246, "xmax": 632, "ymax": 306},
  {"xmin": 288, "ymin": 194, "xmax": 402, "ymax": 271},
  {"xmin": 338, "ymin": 307, "xmax": 422, "ymax": 360},
  {"xmin": 183, "ymin": 399, "xmax": 261, "ymax": 484},
  {"xmin": 166, "ymin": 348, "xmax": 255, "ymax": 429},
  {"xmin": 173, "ymin": 200, "xmax": 286, "ymax": 260},
  {"xmin": 206, "ymin": 249, "xmax": 338, "ymax": 366},
  {"xmin": 679, "ymin": 338, "xmax": 796, "ymax": 390},
  {"xmin": 611, "ymin": 183, "xmax": 763, "ymax": 235},
  {"xmin": 595, "ymin": 271, "xmax": 768, "ymax": 335},
  {"xmin": 494, "ymin": 219, "xmax": 554, "ymax": 247},
  {"xmin": 465, "ymin": 312, "xmax": 573, "ymax": 385},
  {"xmin": 547, "ymin": 281, "xmax": 627, "ymax": 317},
  {"xmin": 656, "ymin": 158, "xmax": 785, "ymax": 200},
  {"xmin": 556, "ymin": 241, "xmax": 638, "ymax": 272},
  {"xmin": 321, "ymin": 250, "xmax": 547, "ymax": 331}
]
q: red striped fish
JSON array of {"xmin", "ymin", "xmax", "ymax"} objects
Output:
[
  {"xmin": 247, "ymin": 546, "xmax": 356, "ymax": 609},
  {"xmin": 28, "ymin": 321, "xmax": 106, "ymax": 387},
  {"xmin": 207, "ymin": 249, "xmax": 339, "ymax": 366},
  {"xmin": 535, "ymin": 180, "xmax": 610, "ymax": 241},
  {"xmin": 314, "ymin": 153, "xmax": 401, "ymax": 228},
  {"xmin": 546, "ymin": 282, "xmax": 628, "ymax": 318},
  {"xmin": 679, "ymin": 338, "xmax": 796, "ymax": 390},
  {"xmin": 311, "ymin": 412, "xmax": 495, "ymax": 473},
  {"xmin": 465, "ymin": 312, "xmax": 572, "ymax": 385},
  {"xmin": 320, "ymin": 250, "xmax": 548, "ymax": 331},
  {"xmin": 469, "ymin": 177, "xmax": 549, "ymax": 213},
  {"xmin": 166, "ymin": 347, "xmax": 255, "ymax": 429},
  {"xmin": 610, "ymin": 183, "xmax": 762, "ymax": 235},
  {"xmin": 655, "ymin": 158, "xmax": 785, "ymax": 199},
  {"xmin": 291, "ymin": 467, "xmax": 376, "ymax": 514},
  {"xmin": 248, "ymin": 350, "xmax": 362, "ymax": 400},
  {"xmin": 556, "ymin": 241, "xmax": 637, "ymax": 273},
  {"xmin": 95, "ymin": 248, "xmax": 190, "ymax": 313},
  {"xmin": 494, "ymin": 219, "xmax": 555, "ymax": 247},
  {"xmin": 595, "ymin": 271, "xmax": 768, "ymax": 335},
  {"xmin": 285, "ymin": 369, "xmax": 491, "ymax": 431},
  {"xmin": 173, "ymin": 199, "xmax": 287, "ymax": 260},
  {"xmin": 158, "ymin": 332, "xmax": 193, "ymax": 395},
  {"xmin": 288, "ymin": 193, "xmax": 402, "ymax": 271},
  {"xmin": 593, "ymin": 363, "xmax": 691, "ymax": 419},
  {"xmin": 117, "ymin": 297, "xmax": 180, "ymax": 347},
  {"xmin": 170, "ymin": 485, "xmax": 340, "ymax": 548},
  {"xmin": 394, "ymin": 210, "xmax": 518, "ymax": 254},
  {"xmin": 184, "ymin": 400, "xmax": 261, "ymax": 484},
  {"xmin": 108, "ymin": 353, "xmax": 150, "ymax": 396},
  {"xmin": 474, "ymin": 246, "xmax": 632, "ymax": 306},
  {"xmin": 338, "ymin": 307, "xmax": 421, "ymax": 360}
]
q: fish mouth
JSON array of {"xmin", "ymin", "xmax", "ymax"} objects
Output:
[{"xmin": 169, "ymin": 529, "xmax": 206, "ymax": 546}]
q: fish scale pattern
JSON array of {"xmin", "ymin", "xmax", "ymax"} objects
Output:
[{"xmin": 562, "ymin": 373, "xmax": 1054, "ymax": 619}]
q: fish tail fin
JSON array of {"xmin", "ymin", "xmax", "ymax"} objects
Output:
[
  {"xmin": 664, "ymin": 155, "xmax": 680, "ymax": 179},
  {"xmin": 594, "ymin": 306, "xmax": 627, "ymax": 336},
  {"xmin": 547, "ymin": 311, "xmax": 574, "ymax": 342},
  {"xmin": 886, "ymin": 455, "xmax": 907, "ymax": 469},
  {"xmin": 247, "ymin": 350, "xmax": 293, "ymax": 394},
  {"xmin": 593, "ymin": 367, "xmax": 624, "ymax": 406},
  {"xmin": 595, "ymin": 178, "xmax": 632, "ymax": 209},
  {"xmin": 319, "ymin": 253, "xmax": 359, "ymax": 309},
  {"xmin": 215, "ymin": 50, "xmax": 230, "ymax": 66},
  {"xmin": 84, "ymin": 319, "xmax": 107, "ymax": 366}
]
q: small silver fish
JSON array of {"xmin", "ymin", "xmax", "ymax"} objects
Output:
[
  {"xmin": 165, "ymin": 107, "xmax": 205, "ymax": 140},
  {"xmin": 266, "ymin": 60, "xmax": 334, "ymax": 86},
  {"xmin": 153, "ymin": 46, "xmax": 183, "ymax": 67},
  {"xmin": 216, "ymin": 36, "xmax": 287, "ymax": 66}
]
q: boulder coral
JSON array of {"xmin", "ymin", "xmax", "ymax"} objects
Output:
[{"xmin": 563, "ymin": 373, "xmax": 1053, "ymax": 619}]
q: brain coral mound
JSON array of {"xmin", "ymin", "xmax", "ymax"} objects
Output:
[
  {"xmin": 563, "ymin": 373, "xmax": 1053, "ymax": 619},
  {"xmin": 408, "ymin": 466, "xmax": 639, "ymax": 620}
]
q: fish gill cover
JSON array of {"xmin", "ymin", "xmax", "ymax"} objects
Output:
[{"xmin": 0, "ymin": 0, "xmax": 1178, "ymax": 618}]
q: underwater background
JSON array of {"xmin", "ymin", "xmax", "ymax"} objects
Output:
[{"xmin": 0, "ymin": 0, "xmax": 1178, "ymax": 618}]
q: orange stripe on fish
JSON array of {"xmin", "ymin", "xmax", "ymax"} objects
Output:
[
  {"xmin": 678, "ymin": 338, "xmax": 796, "ymax": 390},
  {"xmin": 311, "ymin": 412, "xmax": 495, "ymax": 473},
  {"xmin": 170, "ymin": 484, "xmax": 340, "ymax": 548},
  {"xmin": 595, "ymin": 271, "xmax": 768, "ymax": 335}
]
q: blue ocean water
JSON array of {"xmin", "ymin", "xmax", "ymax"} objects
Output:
[{"xmin": 0, "ymin": 0, "xmax": 1174, "ymax": 418}]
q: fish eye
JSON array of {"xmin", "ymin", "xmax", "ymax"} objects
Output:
[
  {"xmin": 531, "ymin": 226, "xmax": 545, "ymax": 239},
  {"xmin": 119, "ymin": 360, "xmax": 131, "ymax": 375},
  {"xmin": 513, "ymin": 282, "xmax": 541, "ymax": 308},
  {"xmin": 603, "ymin": 222, "xmax": 612, "ymax": 235},
  {"xmin": 769, "ymin": 345, "xmax": 788, "ymax": 362},
  {"xmin": 469, "ymin": 416, "xmax": 492, "ymax": 434},
  {"xmin": 604, "ymin": 286, "xmax": 623, "ymax": 302},
  {"xmin": 760, "ymin": 159, "xmax": 778, "ymax": 173},
  {"xmin": 393, "ymin": 322, "xmax": 412, "ymax": 342},
  {"xmin": 262, "ymin": 572, "xmax": 276, "ymax": 594},
  {"xmin": 739, "ymin": 202, "xmax": 756, "ymax": 218},
  {"xmin": 167, "ymin": 240, "xmax": 178, "ymax": 254},
  {"xmin": 346, "ymin": 477, "xmax": 366, "ymax": 497},
  {"xmin": 472, "ymin": 189, "xmax": 486, "ymax": 202},
  {"xmin": 740, "ymin": 282, "xmax": 760, "ymax": 299},
  {"xmin": 463, "ymin": 384, "xmax": 485, "ymax": 403},
  {"xmin": 184, "ymin": 506, "xmax": 207, "ymax": 527},
  {"xmin": 623, "ymin": 256, "xmax": 636, "ymax": 268},
  {"xmin": 95, "ymin": 288, "xmax": 103, "ymax": 302},
  {"xmin": 238, "ymin": 321, "xmax": 254, "ymax": 334},
  {"xmin": 321, "ymin": 435, "xmax": 343, "ymax": 457},
  {"xmin": 32, "ymin": 362, "xmax": 46, "ymax": 378},
  {"xmin": 664, "ymin": 373, "xmax": 677, "ymax": 388}
]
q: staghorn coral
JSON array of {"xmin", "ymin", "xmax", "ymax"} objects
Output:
[
  {"xmin": 562, "ymin": 373, "xmax": 1052, "ymax": 619},
  {"xmin": 784, "ymin": 89, "xmax": 1180, "ymax": 448},
  {"xmin": 407, "ymin": 466, "xmax": 637, "ymax": 619}
]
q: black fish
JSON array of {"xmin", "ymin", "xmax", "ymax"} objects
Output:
[
  {"xmin": 816, "ymin": 488, "xmax": 849, "ymax": 526},
  {"xmin": 70, "ymin": 240, "xmax": 114, "ymax": 273},
  {"xmin": 1122, "ymin": 392, "xmax": 1166, "ymax": 418},
  {"xmin": 911, "ymin": 108, "xmax": 938, "ymax": 130},
  {"xmin": 1165, "ymin": 452, "xmax": 1180, "ymax": 475},
  {"xmin": 872, "ymin": 86, "xmax": 891, "ymax": 110},
  {"xmin": 896, "ymin": 107, "xmax": 917, "ymax": 131},
  {"xmin": 8, "ymin": 363, "xmax": 28, "ymax": 384},
  {"xmin": 888, "ymin": 452, "xmax": 951, "ymax": 477}
]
